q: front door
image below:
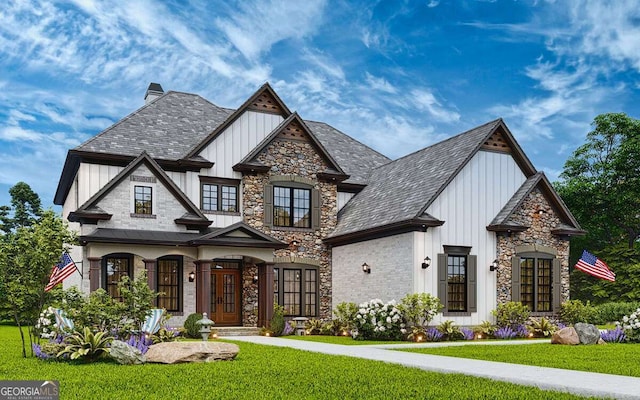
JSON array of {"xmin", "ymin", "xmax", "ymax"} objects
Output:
[{"xmin": 210, "ymin": 269, "xmax": 241, "ymax": 325}]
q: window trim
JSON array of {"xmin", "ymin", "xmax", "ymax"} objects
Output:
[
  {"xmin": 512, "ymin": 251, "xmax": 559, "ymax": 314},
  {"xmin": 133, "ymin": 185, "xmax": 153, "ymax": 215},
  {"xmin": 102, "ymin": 253, "xmax": 133, "ymax": 301},
  {"xmin": 273, "ymin": 264, "xmax": 319, "ymax": 317},
  {"xmin": 156, "ymin": 256, "xmax": 183, "ymax": 313},
  {"xmin": 273, "ymin": 185, "xmax": 311, "ymax": 228},
  {"xmin": 264, "ymin": 180, "xmax": 320, "ymax": 231},
  {"xmin": 438, "ymin": 247, "xmax": 477, "ymax": 316},
  {"xmin": 199, "ymin": 176, "xmax": 240, "ymax": 215}
]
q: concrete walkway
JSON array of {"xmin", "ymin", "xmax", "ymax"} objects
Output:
[{"xmin": 231, "ymin": 336, "xmax": 640, "ymax": 400}]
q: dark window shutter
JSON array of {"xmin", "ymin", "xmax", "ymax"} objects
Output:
[
  {"xmin": 552, "ymin": 258, "xmax": 562, "ymax": 312},
  {"xmin": 264, "ymin": 184, "xmax": 273, "ymax": 228},
  {"xmin": 511, "ymin": 256, "xmax": 521, "ymax": 302},
  {"xmin": 467, "ymin": 255, "xmax": 477, "ymax": 313},
  {"xmin": 437, "ymin": 253, "xmax": 448, "ymax": 313},
  {"xmin": 311, "ymin": 188, "xmax": 321, "ymax": 230}
]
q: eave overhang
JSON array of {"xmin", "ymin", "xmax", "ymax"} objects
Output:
[{"xmin": 324, "ymin": 218, "xmax": 445, "ymax": 246}]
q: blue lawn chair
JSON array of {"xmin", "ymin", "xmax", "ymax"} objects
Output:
[
  {"xmin": 141, "ymin": 308, "xmax": 164, "ymax": 335},
  {"xmin": 53, "ymin": 308, "xmax": 74, "ymax": 332}
]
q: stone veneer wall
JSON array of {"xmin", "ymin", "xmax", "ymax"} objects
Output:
[
  {"xmin": 496, "ymin": 188, "xmax": 570, "ymax": 306},
  {"xmin": 242, "ymin": 137, "xmax": 337, "ymax": 321},
  {"xmin": 242, "ymin": 263, "xmax": 259, "ymax": 326}
]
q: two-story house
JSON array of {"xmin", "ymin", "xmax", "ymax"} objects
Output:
[{"xmin": 54, "ymin": 82, "xmax": 584, "ymax": 328}]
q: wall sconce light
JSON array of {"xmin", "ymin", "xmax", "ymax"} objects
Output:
[
  {"xmin": 362, "ymin": 262, "xmax": 371, "ymax": 274},
  {"xmin": 252, "ymin": 275, "xmax": 258, "ymax": 284},
  {"xmin": 490, "ymin": 259, "xmax": 499, "ymax": 272},
  {"xmin": 290, "ymin": 239, "xmax": 299, "ymax": 247},
  {"xmin": 188, "ymin": 270, "xmax": 196, "ymax": 282},
  {"xmin": 421, "ymin": 256, "xmax": 431, "ymax": 269}
]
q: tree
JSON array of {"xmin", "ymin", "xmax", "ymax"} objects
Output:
[
  {"xmin": 7, "ymin": 182, "xmax": 42, "ymax": 232},
  {"xmin": 0, "ymin": 209, "xmax": 76, "ymax": 357},
  {"xmin": 556, "ymin": 113, "xmax": 640, "ymax": 302}
]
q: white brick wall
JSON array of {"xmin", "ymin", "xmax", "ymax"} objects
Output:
[
  {"xmin": 332, "ymin": 232, "xmax": 414, "ymax": 309},
  {"xmin": 96, "ymin": 165, "xmax": 188, "ymax": 232}
]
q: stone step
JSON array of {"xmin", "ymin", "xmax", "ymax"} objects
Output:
[{"xmin": 214, "ymin": 327, "xmax": 260, "ymax": 337}]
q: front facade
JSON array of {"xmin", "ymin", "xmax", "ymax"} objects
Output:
[{"xmin": 55, "ymin": 83, "xmax": 583, "ymax": 327}]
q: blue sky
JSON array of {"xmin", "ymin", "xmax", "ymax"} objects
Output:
[{"xmin": 0, "ymin": 0, "xmax": 639, "ymax": 210}]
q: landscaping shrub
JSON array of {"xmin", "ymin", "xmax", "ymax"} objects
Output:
[
  {"xmin": 425, "ymin": 327, "xmax": 443, "ymax": 342},
  {"xmin": 353, "ymin": 299, "xmax": 404, "ymax": 340},
  {"xmin": 397, "ymin": 293, "xmax": 442, "ymax": 328},
  {"xmin": 593, "ymin": 302, "xmax": 640, "ymax": 324},
  {"xmin": 183, "ymin": 312, "xmax": 203, "ymax": 339},
  {"xmin": 269, "ymin": 305, "xmax": 285, "ymax": 336},
  {"xmin": 492, "ymin": 302, "xmax": 530, "ymax": 329},
  {"xmin": 57, "ymin": 327, "xmax": 113, "ymax": 361},
  {"xmin": 333, "ymin": 301, "xmax": 358, "ymax": 333},
  {"xmin": 305, "ymin": 318, "xmax": 323, "ymax": 335},
  {"xmin": 461, "ymin": 328, "xmax": 474, "ymax": 340},
  {"xmin": 437, "ymin": 320, "xmax": 462, "ymax": 341},
  {"xmin": 494, "ymin": 326, "xmax": 517, "ymax": 340},
  {"xmin": 559, "ymin": 300, "xmax": 597, "ymax": 325},
  {"xmin": 473, "ymin": 320, "xmax": 495, "ymax": 339},
  {"xmin": 528, "ymin": 317, "xmax": 557, "ymax": 338}
]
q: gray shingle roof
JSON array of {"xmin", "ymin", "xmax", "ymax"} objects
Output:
[
  {"xmin": 490, "ymin": 172, "xmax": 543, "ymax": 227},
  {"xmin": 330, "ymin": 119, "xmax": 502, "ymax": 238},
  {"xmin": 76, "ymin": 91, "xmax": 233, "ymax": 160},
  {"xmin": 306, "ymin": 121, "xmax": 390, "ymax": 185}
]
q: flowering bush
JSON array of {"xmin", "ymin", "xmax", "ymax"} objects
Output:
[
  {"xmin": 425, "ymin": 327, "xmax": 443, "ymax": 342},
  {"xmin": 494, "ymin": 326, "xmax": 517, "ymax": 339},
  {"xmin": 601, "ymin": 327, "xmax": 626, "ymax": 343},
  {"xmin": 461, "ymin": 328, "xmax": 475, "ymax": 340},
  {"xmin": 126, "ymin": 334, "xmax": 153, "ymax": 354},
  {"xmin": 617, "ymin": 307, "xmax": 640, "ymax": 342},
  {"xmin": 35, "ymin": 307, "xmax": 57, "ymax": 339},
  {"xmin": 353, "ymin": 299, "xmax": 404, "ymax": 340}
]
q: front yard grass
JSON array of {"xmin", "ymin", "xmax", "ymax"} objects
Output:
[
  {"xmin": 0, "ymin": 326, "xmax": 599, "ymax": 399},
  {"xmin": 402, "ymin": 342, "xmax": 640, "ymax": 377}
]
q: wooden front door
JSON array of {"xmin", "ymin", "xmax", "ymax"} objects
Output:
[{"xmin": 210, "ymin": 269, "xmax": 241, "ymax": 325}]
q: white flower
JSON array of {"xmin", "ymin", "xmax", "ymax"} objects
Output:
[
  {"xmin": 386, "ymin": 317, "xmax": 392, "ymax": 323},
  {"xmin": 379, "ymin": 326, "xmax": 386, "ymax": 332},
  {"xmin": 356, "ymin": 314, "xmax": 362, "ymax": 319},
  {"xmin": 623, "ymin": 316, "xmax": 629, "ymax": 323},
  {"xmin": 400, "ymin": 329, "xmax": 407, "ymax": 334},
  {"xmin": 377, "ymin": 321, "xmax": 383, "ymax": 326}
]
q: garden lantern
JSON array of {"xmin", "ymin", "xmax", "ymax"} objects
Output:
[{"xmin": 196, "ymin": 312, "xmax": 214, "ymax": 341}]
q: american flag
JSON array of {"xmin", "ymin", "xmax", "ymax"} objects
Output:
[
  {"xmin": 574, "ymin": 250, "xmax": 616, "ymax": 282},
  {"xmin": 44, "ymin": 252, "xmax": 77, "ymax": 291}
]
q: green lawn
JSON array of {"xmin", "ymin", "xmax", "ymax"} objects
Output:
[
  {"xmin": 282, "ymin": 334, "xmax": 396, "ymax": 345},
  {"xmin": 0, "ymin": 326, "xmax": 602, "ymax": 399},
  {"xmin": 402, "ymin": 342, "xmax": 640, "ymax": 377}
]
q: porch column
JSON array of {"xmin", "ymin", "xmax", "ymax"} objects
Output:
[
  {"xmin": 88, "ymin": 257, "xmax": 102, "ymax": 292},
  {"xmin": 195, "ymin": 260, "xmax": 212, "ymax": 316},
  {"xmin": 143, "ymin": 259, "xmax": 157, "ymax": 305},
  {"xmin": 258, "ymin": 262, "xmax": 275, "ymax": 328}
]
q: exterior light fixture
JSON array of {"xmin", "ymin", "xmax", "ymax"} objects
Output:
[
  {"xmin": 421, "ymin": 256, "xmax": 431, "ymax": 269},
  {"xmin": 490, "ymin": 259, "xmax": 499, "ymax": 272},
  {"xmin": 252, "ymin": 275, "xmax": 258, "ymax": 284},
  {"xmin": 188, "ymin": 270, "xmax": 195, "ymax": 282},
  {"xmin": 362, "ymin": 262, "xmax": 371, "ymax": 274},
  {"xmin": 290, "ymin": 239, "xmax": 299, "ymax": 247}
]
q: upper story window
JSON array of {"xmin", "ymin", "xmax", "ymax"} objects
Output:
[
  {"xmin": 264, "ymin": 176, "xmax": 320, "ymax": 231},
  {"xmin": 274, "ymin": 186, "xmax": 311, "ymax": 228},
  {"xmin": 134, "ymin": 186, "xmax": 152, "ymax": 214},
  {"xmin": 200, "ymin": 177, "xmax": 240, "ymax": 213}
]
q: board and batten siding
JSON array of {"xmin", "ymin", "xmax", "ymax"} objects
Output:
[
  {"xmin": 337, "ymin": 192, "xmax": 355, "ymax": 211},
  {"xmin": 416, "ymin": 150, "xmax": 527, "ymax": 326},
  {"xmin": 198, "ymin": 111, "xmax": 284, "ymax": 178}
]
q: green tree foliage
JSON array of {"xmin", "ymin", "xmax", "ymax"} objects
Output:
[
  {"xmin": 556, "ymin": 113, "xmax": 640, "ymax": 302},
  {"xmin": 0, "ymin": 209, "xmax": 76, "ymax": 357}
]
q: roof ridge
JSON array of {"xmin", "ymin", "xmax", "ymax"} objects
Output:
[
  {"xmin": 305, "ymin": 120, "xmax": 391, "ymax": 163},
  {"xmin": 371, "ymin": 118, "xmax": 502, "ymax": 171}
]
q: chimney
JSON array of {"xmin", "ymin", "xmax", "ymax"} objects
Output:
[{"xmin": 144, "ymin": 82, "xmax": 164, "ymax": 104}]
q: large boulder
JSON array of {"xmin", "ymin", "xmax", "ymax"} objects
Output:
[
  {"xmin": 145, "ymin": 341, "xmax": 239, "ymax": 364},
  {"xmin": 551, "ymin": 327, "xmax": 580, "ymax": 345},
  {"xmin": 574, "ymin": 323, "xmax": 601, "ymax": 345},
  {"xmin": 110, "ymin": 340, "xmax": 146, "ymax": 365}
]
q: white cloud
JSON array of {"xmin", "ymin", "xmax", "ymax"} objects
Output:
[
  {"xmin": 411, "ymin": 89, "xmax": 460, "ymax": 123},
  {"xmin": 364, "ymin": 72, "xmax": 397, "ymax": 94},
  {"xmin": 214, "ymin": 0, "xmax": 327, "ymax": 61}
]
